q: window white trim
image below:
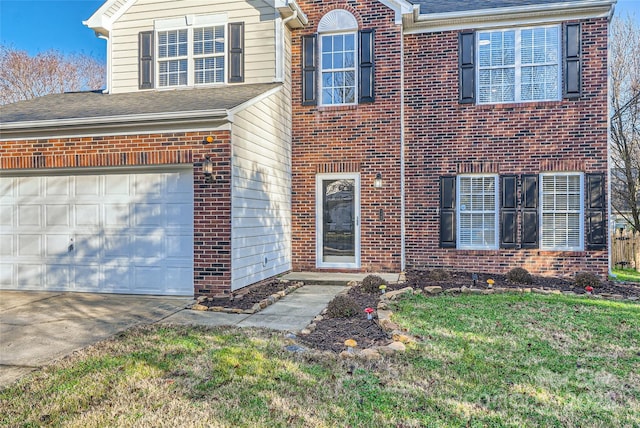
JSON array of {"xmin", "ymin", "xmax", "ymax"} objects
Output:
[
  {"xmin": 318, "ymin": 32, "xmax": 358, "ymax": 106},
  {"xmin": 477, "ymin": 25, "xmax": 561, "ymax": 104},
  {"xmin": 154, "ymin": 14, "xmax": 228, "ymax": 88},
  {"xmin": 456, "ymin": 174, "xmax": 499, "ymax": 250},
  {"xmin": 540, "ymin": 172, "xmax": 584, "ymax": 251}
]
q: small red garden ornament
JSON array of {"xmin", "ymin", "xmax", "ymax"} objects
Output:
[
  {"xmin": 585, "ymin": 286, "xmax": 594, "ymax": 295},
  {"xmin": 365, "ymin": 307, "xmax": 375, "ymax": 320}
]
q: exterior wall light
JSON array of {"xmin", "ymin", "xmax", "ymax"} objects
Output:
[
  {"xmin": 374, "ymin": 172, "xmax": 383, "ymax": 188},
  {"xmin": 203, "ymin": 156, "xmax": 214, "ymax": 183}
]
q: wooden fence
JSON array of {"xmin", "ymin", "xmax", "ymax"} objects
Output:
[{"xmin": 611, "ymin": 229, "xmax": 640, "ymax": 271}]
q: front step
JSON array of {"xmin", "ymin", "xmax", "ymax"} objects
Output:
[{"xmin": 280, "ymin": 272, "xmax": 403, "ymax": 286}]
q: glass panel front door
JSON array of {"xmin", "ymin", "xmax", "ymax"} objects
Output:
[{"xmin": 317, "ymin": 174, "xmax": 360, "ymax": 267}]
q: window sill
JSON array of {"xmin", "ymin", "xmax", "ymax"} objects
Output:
[
  {"xmin": 473, "ymin": 100, "xmax": 564, "ymax": 110},
  {"xmin": 317, "ymin": 105, "xmax": 359, "ymax": 112}
]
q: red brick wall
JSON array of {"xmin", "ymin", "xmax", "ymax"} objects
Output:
[
  {"xmin": 291, "ymin": 0, "xmax": 403, "ymax": 272},
  {"xmin": 0, "ymin": 131, "xmax": 233, "ymax": 295},
  {"xmin": 403, "ymin": 18, "xmax": 610, "ymax": 278}
]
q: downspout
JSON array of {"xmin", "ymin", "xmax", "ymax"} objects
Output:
[
  {"xmin": 97, "ymin": 32, "xmax": 111, "ymax": 94},
  {"xmin": 607, "ymin": 9, "xmax": 615, "ymax": 278},
  {"xmin": 276, "ymin": 10, "xmax": 299, "ymax": 82},
  {"xmin": 400, "ymin": 21, "xmax": 406, "ymax": 272}
]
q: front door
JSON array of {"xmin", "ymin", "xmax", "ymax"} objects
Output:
[{"xmin": 316, "ymin": 174, "xmax": 360, "ymax": 268}]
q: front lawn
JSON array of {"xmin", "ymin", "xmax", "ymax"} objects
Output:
[
  {"xmin": 2, "ymin": 294, "xmax": 639, "ymax": 427},
  {"xmin": 612, "ymin": 268, "xmax": 640, "ymax": 283}
]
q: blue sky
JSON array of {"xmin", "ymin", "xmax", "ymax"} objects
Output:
[{"xmin": 0, "ymin": 0, "xmax": 639, "ymax": 62}]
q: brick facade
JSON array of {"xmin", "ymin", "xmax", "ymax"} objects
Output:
[
  {"xmin": 0, "ymin": 131, "xmax": 233, "ymax": 294},
  {"xmin": 403, "ymin": 18, "xmax": 610, "ymax": 277},
  {"xmin": 291, "ymin": 0, "xmax": 403, "ymax": 272}
]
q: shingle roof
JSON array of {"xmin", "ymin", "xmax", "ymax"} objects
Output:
[
  {"xmin": 408, "ymin": 0, "xmax": 591, "ymax": 14},
  {"xmin": 0, "ymin": 83, "xmax": 281, "ymax": 124}
]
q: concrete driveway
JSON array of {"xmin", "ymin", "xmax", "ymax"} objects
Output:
[{"xmin": 0, "ymin": 291, "xmax": 192, "ymax": 388}]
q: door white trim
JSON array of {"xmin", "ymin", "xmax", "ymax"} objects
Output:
[{"xmin": 316, "ymin": 173, "xmax": 360, "ymax": 269}]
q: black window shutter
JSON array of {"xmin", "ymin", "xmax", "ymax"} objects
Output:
[
  {"xmin": 586, "ymin": 173, "xmax": 606, "ymax": 250},
  {"xmin": 459, "ymin": 31, "xmax": 475, "ymax": 104},
  {"xmin": 359, "ymin": 29, "xmax": 374, "ymax": 103},
  {"xmin": 500, "ymin": 175, "xmax": 518, "ymax": 248},
  {"xmin": 564, "ymin": 23, "xmax": 581, "ymax": 99},
  {"xmin": 440, "ymin": 176, "xmax": 456, "ymax": 248},
  {"xmin": 521, "ymin": 175, "xmax": 539, "ymax": 249},
  {"xmin": 139, "ymin": 31, "xmax": 154, "ymax": 89},
  {"xmin": 228, "ymin": 22, "xmax": 245, "ymax": 83},
  {"xmin": 302, "ymin": 34, "xmax": 317, "ymax": 106}
]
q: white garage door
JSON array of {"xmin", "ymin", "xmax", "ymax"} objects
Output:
[{"xmin": 0, "ymin": 168, "xmax": 194, "ymax": 295}]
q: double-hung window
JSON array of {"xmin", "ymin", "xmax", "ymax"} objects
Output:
[
  {"xmin": 321, "ymin": 33, "xmax": 357, "ymax": 105},
  {"xmin": 158, "ymin": 25, "xmax": 225, "ymax": 88},
  {"xmin": 477, "ymin": 26, "xmax": 560, "ymax": 104},
  {"xmin": 540, "ymin": 173, "xmax": 584, "ymax": 250},
  {"xmin": 457, "ymin": 175, "xmax": 499, "ymax": 249}
]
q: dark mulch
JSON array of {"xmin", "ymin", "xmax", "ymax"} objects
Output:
[
  {"xmin": 405, "ymin": 269, "xmax": 640, "ymax": 299},
  {"xmin": 193, "ymin": 270, "xmax": 639, "ymax": 354},
  {"xmin": 197, "ymin": 280, "xmax": 289, "ymax": 310},
  {"xmin": 298, "ymin": 286, "xmax": 391, "ymax": 353}
]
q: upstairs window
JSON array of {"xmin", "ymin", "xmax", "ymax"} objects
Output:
[
  {"xmin": 157, "ymin": 25, "xmax": 225, "ymax": 88},
  {"xmin": 138, "ymin": 16, "xmax": 244, "ymax": 90},
  {"xmin": 459, "ymin": 23, "xmax": 580, "ymax": 104},
  {"xmin": 301, "ymin": 10, "xmax": 374, "ymax": 106},
  {"xmin": 477, "ymin": 26, "xmax": 560, "ymax": 104}
]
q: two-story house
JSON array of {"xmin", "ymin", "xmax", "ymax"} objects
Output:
[{"xmin": 0, "ymin": 0, "xmax": 614, "ymax": 297}]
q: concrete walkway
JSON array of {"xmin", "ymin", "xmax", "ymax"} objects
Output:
[{"xmin": 160, "ymin": 284, "xmax": 344, "ymax": 331}]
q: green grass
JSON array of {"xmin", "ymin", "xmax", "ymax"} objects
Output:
[
  {"xmin": 612, "ymin": 268, "xmax": 640, "ymax": 283},
  {"xmin": 1, "ymin": 295, "xmax": 639, "ymax": 427}
]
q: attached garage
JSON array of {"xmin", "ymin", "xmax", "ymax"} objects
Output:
[{"xmin": 0, "ymin": 167, "xmax": 194, "ymax": 295}]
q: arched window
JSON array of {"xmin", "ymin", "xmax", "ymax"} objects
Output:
[{"xmin": 301, "ymin": 10, "xmax": 374, "ymax": 106}]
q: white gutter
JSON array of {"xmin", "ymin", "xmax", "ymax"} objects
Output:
[
  {"xmin": 97, "ymin": 33, "xmax": 111, "ymax": 94},
  {"xmin": 607, "ymin": 9, "xmax": 615, "ymax": 278},
  {"xmin": 406, "ymin": 0, "xmax": 616, "ymax": 33},
  {"xmin": 0, "ymin": 109, "xmax": 229, "ymax": 132}
]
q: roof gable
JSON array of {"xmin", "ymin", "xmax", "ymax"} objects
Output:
[{"xmin": 83, "ymin": 0, "xmax": 137, "ymax": 35}]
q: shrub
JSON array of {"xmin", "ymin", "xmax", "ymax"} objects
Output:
[
  {"xmin": 428, "ymin": 269, "xmax": 451, "ymax": 281},
  {"xmin": 574, "ymin": 272, "xmax": 602, "ymax": 288},
  {"xmin": 326, "ymin": 295, "xmax": 360, "ymax": 318},
  {"xmin": 360, "ymin": 274, "xmax": 386, "ymax": 294},
  {"xmin": 506, "ymin": 267, "xmax": 533, "ymax": 284}
]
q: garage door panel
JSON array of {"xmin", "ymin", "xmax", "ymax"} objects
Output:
[
  {"xmin": 1, "ymin": 169, "xmax": 193, "ymax": 295},
  {"xmin": 104, "ymin": 234, "xmax": 131, "ymax": 257},
  {"xmin": 18, "ymin": 206, "xmax": 41, "ymax": 227},
  {"xmin": 76, "ymin": 176, "xmax": 100, "ymax": 196},
  {"xmin": 104, "ymin": 203, "xmax": 130, "ymax": 227},
  {"xmin": 0, "ymin": 205, "xmax": 13, "ymax": 226},
  {"xmin": 45, "ymin": 176, "xmax": 70, "ymax": 196},
  {"xmin": 134, "ymin": 233, "xmax": 163, "ymax": 258},
  {"xmin": 76, "ymin": 205, "xmax": 100, "ymax": 227},
  {"xmin": 0, "ymin": 264, "xmax": 13, "ymax": 286},
  {"xmin": 45, "ymin": 234, "xmax": 73, "ymax": 257},
  {"xmin": 0, "ymin": 235, "xmax": 13, "ymax": 256},
  {"xmin": 134, "ymin": 203, "xmax": 163, "ymax": 227},
  {"xmin": 17, "ymin": 264, "xmax": 43, "ymax": 288},
  {"xmin": 18, "ymin": 235, "xmax": 42, "ymax": 257},
  {"xmin": 46, "ymin": 205, "xmax": 70, "ymax": 227},
  {"xmin": 17, "ymin": 177, "xmax": 42, "ymax": 196},
  {"xmin": 166, "ymin": 203, "xmax": 193, "ymax": 226},
  {"xmin": 74, "ymin": 264, "xmax": 101, "ymax": 290},
  {"xmin": 46, "ymin": 264, "xmax": 70, "ymax": 288},
  {"xmin": 105, "ymin": 174, "xmax": 130, "ymax": 196}
]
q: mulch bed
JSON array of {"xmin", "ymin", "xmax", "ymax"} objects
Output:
[
  {"xmin": 405, "ymin": 269, "xmax": 640, "ymax": 299},
  {"xmin": 196, "ymin": 280, "xmax": 289, "ymax": 311},
  {"xmin": 192, "ymin": 270, "xmax": 640, "ymax": 353}
]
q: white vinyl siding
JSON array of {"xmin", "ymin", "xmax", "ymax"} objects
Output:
[
  {"xmin": 457, "ymin": 175, "xmax": 498, "ymax": 250},
  {"xmin": 478, "ymin": 26, "xmax": 560, "ymax": 104},
  {"xmin": 540, "ymin": 173, "xmax": 584, "ymax": 251},
  {"xmin": 109, "ymin": 0, "xmax": 277, "ymax": 93},
  {"xmin": 231, "ymin": 86, "xmax": 292, "ymax": 291}
]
